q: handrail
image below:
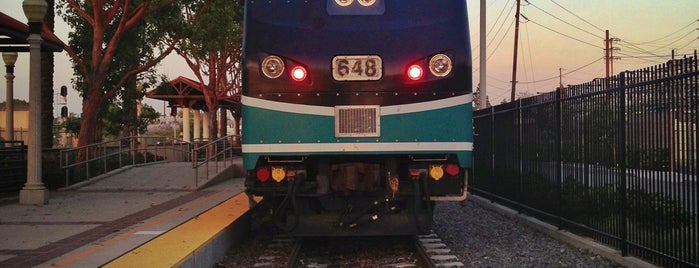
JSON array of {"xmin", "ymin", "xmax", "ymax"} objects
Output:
[
  {"xmin": 0, "ymin": 140, "xmax": 26, "ymax": 148},
  {"xmin": 192, "ymin": 135, "xmax": 241, "ymax": 187},
  {"xmin": 60, "ymin": 136, "xmax": 192, "ymax": 187}
]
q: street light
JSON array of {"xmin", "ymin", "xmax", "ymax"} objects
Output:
[
  {"xmin": 3, "ymin": 52, "xmax": 17, "ymax": 143},
  {"xmin": 20, "ymin": 0, "xmax": 48, "ymax": 205}
]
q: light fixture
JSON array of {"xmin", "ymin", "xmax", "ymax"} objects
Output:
[
  {"xmin": 429, "ymin": 54, "xmax": 453, "ymax": 77},
  {"xmin": 261, "ymin": 55, "xmax": 284, "ymax": 79}
]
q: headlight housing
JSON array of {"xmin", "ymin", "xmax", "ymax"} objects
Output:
[
  {"xmin": 334, "ymin": 0, "xmax": 353, "ymax": 6},
  {"xmin": 429, "ymin": 54, "xmax": 453, "ymax": 77},
  {"xmin": 357, "ymin": 0, "xmax": 376, "ymax": 6},
  {"xmin": 261, "ymin": 55, "xmax": 284, "ymax": 79}
]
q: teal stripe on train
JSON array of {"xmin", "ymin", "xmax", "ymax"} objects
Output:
[{"xmin": 242, "ymin": 98, "xmax": 473, "ymax": 170}]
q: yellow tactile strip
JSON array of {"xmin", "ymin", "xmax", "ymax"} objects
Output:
[{"xmin": 104, "ymin": 193, "xmax": 257, "ymax": 267}]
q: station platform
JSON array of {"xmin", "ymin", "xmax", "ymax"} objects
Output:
[{"xmin": 0, "ymin": 160, "xmax": 249, "ymax": 267}]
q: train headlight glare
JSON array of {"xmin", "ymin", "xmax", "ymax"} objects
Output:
[
  {"xmin": 291, "ymin": 66, "xmax": 307, "ymax": 82},
  {"xmin": 357, "ymin": 0, "xmax": 376, "ymax": 6},
  {"xmin": 407, "ymin": 64, "xmax": 423, "ymax": 81},
  {"xmin": 261, "ymin": 55, "xmax": 284, "ymax": 79},
  {"xmin": 429, "ymin": 54, "xmax": 452, "ymax": 77},
  {"xmin": 335, "ymin": 0, "xmax": 353, "ymax": 6},
  {"xmin": 271, "ymin": 166, "xmax": 286, "ymax": 182},
  {"xmin": 429, "ymin": 165, "xmax": 444, "ymax": 181}
]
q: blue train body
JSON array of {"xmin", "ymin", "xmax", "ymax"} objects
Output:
[{"xmin": 242, "ymin": 0, "xmax": 473, "ymax": 235}]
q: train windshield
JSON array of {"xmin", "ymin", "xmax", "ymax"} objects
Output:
[{"xmin": 248, "ymin": 1, "xmax": 466, "ymax": 30}]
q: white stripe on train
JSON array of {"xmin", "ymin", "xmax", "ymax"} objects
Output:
[
  {"xmin": 241, "ymin": 94, "xmax": 473, "ymax": 116},
  {"xmin": 242, "ymin": 141, "xmax": 473, "ymax": 154}
]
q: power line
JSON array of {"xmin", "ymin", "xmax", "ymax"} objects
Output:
[
  {"xmin": 618, "ymin": 27, "xmax": 696, "ymax": 62},
  {"xmin": 623, "ymin": 28, "xmax": 697, "ymax": 54},
  {"xmin": 485, "ymin": 0, "xmax": 513, "ymax": 41},
  {"xmin": 472, "ymin": 0, "xmax": 515, "ymax": 64},
  {"xmin": 549, "ymin": 0, "xmax": 605, "ymax": 32},
  {"xmin": 526, "ymin": 18, "xmax": 603, "ymax": 50},
  {"xmin": 487, "ymin": 17, "xmax": 515, "ymax": 61},
  {"xmin": 485, "ymin": 1, "xmax": 516, "ymax": 54},
  {"xmin": 621, "ymin": 19, "xmax": 697, "ymax": 45},
  {"xmin": 525, "ymin": 0, "xmax": 603, "ymax": 39},
  {"xmin": 675, "ymin": 37, "xmax": 698, "ymax": 52},
  {"xmin": 518, "ymin": 57, "xmax": 604, "ymax": 85}
]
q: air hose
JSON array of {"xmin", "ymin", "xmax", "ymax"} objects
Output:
[
  {"xmin": 414, "ymin": 175, "xmax": 433, "ymax": 233},
  {"xmin": 273, "ymin": 173, "xmax": 304, "ymax": 232}
]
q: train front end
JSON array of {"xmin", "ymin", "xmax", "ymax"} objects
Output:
[{"xmin": 242, "ymin": 0, "xmax": 473, "ymax": 235}]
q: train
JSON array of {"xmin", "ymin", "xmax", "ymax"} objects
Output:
[{"xmin": 242, "ymin": 0, "xmax": 473, "ymax": 236}]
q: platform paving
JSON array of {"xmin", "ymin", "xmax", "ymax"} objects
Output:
[{"xmin": 0, "ymin": 160, "xmax": 245, "ymax": 267}]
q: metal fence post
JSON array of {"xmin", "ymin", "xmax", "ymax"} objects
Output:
[
  {"xmin": 517, "ymin": 99, "xmax": 523, "ymax": 213},
  {"xmin": 556, "ymin": 87, "xmax": 563, "ymax": 229},
  {"xmin": 618, "ymin": 72, "xmax": 628, "ymax": 256},
  {"xmin": 490, "ymin": 105, "xmax": 495, "ymax": 187}
]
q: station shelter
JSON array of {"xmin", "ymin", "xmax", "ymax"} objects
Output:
[
  {"xmin": 146, "ymin": 76, "xmax": 240, "ymax": 143},
  {"xmin": 1, "ymin": 12, "xmax": 64, "ymax": 144}
]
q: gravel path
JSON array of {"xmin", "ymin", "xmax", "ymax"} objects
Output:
[{"xmin": 433, "ymin": 199, "xmax": 621, "ymax": 267}]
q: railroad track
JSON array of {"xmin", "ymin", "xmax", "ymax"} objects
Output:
[
  {"xmin": 221, "ymin": 231, "xmax": 464, "ymax": 267},
  {"xmin": 248, "ymin": 235, "xmax": 299, "ymax": 267},
  {"xmin": 415, "ymin": 233, "xmax": 465, "ymax": 267}
]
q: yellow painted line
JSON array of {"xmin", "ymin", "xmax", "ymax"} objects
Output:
[
  {"xmin": 104, "ymin": 193, "xmax": 261, "ymax": 268},
  {"xmin": 51, "ymin": 190, "xmax": 230, "ymax": 267}
]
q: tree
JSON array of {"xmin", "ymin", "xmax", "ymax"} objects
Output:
[
  {"xmin": 102, "ymin": 102, "xmax": 160, "ymax": 138},
  {"xmin": 63, "ymin": 115, "xmax": 81, "ymax": 135},
  {"xmin": 473, "ymin": 83, "xmax": 492, "ymax": 110},
  {"xmin": 174, "ymin": 0, "xmax": 243, "ymax": 139},
  {"xmin": 137, "ymin": 103, "xmax": 161, "ymax": 134},
  {"xmin": 41, "ymin": 0, "xmax": 56, "ymax": 148},
  {"xmin": 56, "ymin": 0, "xmax": 183, "ymax": 152}
]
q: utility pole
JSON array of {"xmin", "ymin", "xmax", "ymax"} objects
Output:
[
  {"xmin": 604, "ymin": 30, "xmax": 620, "ymax": 88},
  {"xmin": 479, "ymin": 0, "xmax": 487, "ymax": 109},
  {"xmin": 559, "ymin": 68, "xmax": 563, "ymax": 89},
  {"xmin": 559, "ymin": 67, "xmax": 565, "ymax": 98},
  {"xmin": 605, "ymin": 30, "xmax": 610, "ymax": 88},
  {"xmin": 510, "ymin": 0, "xmax": 521, "ymax": 102}
]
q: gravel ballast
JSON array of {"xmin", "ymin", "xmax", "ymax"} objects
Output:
[{"xmin": 432, "ymin": 197, "xmax": 623, "ymax": 267}]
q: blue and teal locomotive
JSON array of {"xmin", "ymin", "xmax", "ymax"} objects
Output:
[{"xmin": 242, "ymin": 0, "xmax": 473, "ymax": 235}]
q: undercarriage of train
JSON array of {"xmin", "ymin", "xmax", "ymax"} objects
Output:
[{"xmin": 245, "ymin": 155, "xmax": 468, "ymax": 236}]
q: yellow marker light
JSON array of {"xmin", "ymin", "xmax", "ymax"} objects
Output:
[
  {"xmin": 271, "ymin": 166, "xmax": 286, "ymax": 182},
  {"xmin": 429, "ymin": 165, "xmax": 444, "ymax": 181}
]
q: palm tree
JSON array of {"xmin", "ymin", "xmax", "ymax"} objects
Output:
[{"xmin": 41, "ymin": 0, "xmax": 56, "ymax": 148}]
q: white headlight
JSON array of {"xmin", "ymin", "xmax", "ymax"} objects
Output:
[
  {"xmin": 429, "ymin": 54, "xmax": 453, "ymax": 77},
  {"xmin": 261, "ymin": 55, "xmax": 284, "ymax": 79},
  {"xmin": 335, "ymin": 0, "xmax": 353, "ymax": 7},
  {"xmin": 357, "ymin": 0, "xmax": 376, "ymax": 6}
]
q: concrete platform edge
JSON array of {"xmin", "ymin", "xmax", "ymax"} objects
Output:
[
  {"xmin": 178, "ymin": 210, "xmax": 252, "ymax": 268},
  {"xmin": 197, "ymin": 163, "xmax": 246, "ymax": 190}
]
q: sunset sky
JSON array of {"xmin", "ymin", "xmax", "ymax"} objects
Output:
[{"xmin": 2, "ymin": 0, "xmax": 698, "ymax": 115}]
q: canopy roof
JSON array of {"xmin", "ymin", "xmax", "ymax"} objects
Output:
[
  {"xmin": 146, "ymin": 76, "xmax": 239, "ymax": 112},
  {"xmin": 0, "ymin": 12, "xmax": 63, "ymax": 53}
]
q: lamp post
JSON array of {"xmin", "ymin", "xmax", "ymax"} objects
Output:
[
  {"xmin": 3, "ymin": 52, "xmax": 17, "ymax": 142},
  {"xmin": 20, "ymin": 0, "xmax": 48, "ymax": 205}
]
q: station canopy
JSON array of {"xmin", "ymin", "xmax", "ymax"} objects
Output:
[
  {"xmin": 146, "ymin": 76, "xmax": 240, "ymax": 112},
  {"xmin": 0, "ymin": 12, "xmax": 63, "ymax": 53}
]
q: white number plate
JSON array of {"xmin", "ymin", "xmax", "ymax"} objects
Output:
[{"xmin": 332, "ymin": 55, "xmax": 382, "ymax": 81}]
